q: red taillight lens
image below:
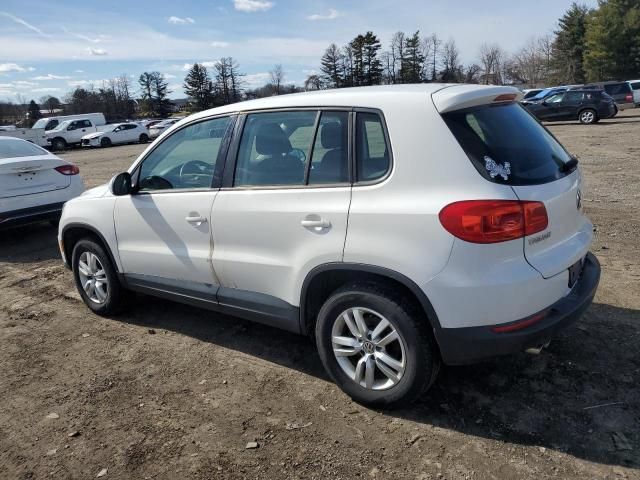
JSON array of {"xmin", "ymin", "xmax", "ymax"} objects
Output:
[
  {"xmin": 439, "ymin": 200, "xmax": 548, "ymax": 244},
  {"xmin": 491, "ymin": 311, "xmax": 548, "ymax": 333},
  {"xmin": 54, "ymin": 164, "xmax": 79, "ymax": 175},
  {"xmin": 625, "ymin": 94, "xmax": 633, "ymax": 102}
]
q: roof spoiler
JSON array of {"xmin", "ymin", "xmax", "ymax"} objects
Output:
[{"xmin": 432, "ymin": 85, "xmax": 523, "ymax": 113}]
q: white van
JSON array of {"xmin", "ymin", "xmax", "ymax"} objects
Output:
[{"xmin": 32, "ymin": 113, "xmax": 106, "ymax": 132}]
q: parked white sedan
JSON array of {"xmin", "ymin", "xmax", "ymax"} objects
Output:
[
  {"xmin": 0, "ymin": 137, "xmax": 84, "ymax": 229},
  {"xmin": 81, "ymin": 123, "xmax": 149, "ymax": 148}
]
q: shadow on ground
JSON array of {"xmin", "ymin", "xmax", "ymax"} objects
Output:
[
  {"xmin": 0, "ymin": 222, "xmax": 60, "ymax": 263},
  {"xmin": 115, "ymin": 297, "xmax": 639, "ymax": 470}
]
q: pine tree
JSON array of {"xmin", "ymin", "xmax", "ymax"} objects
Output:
[
  {"xmin": 27, "ymin": 100, "xmax": 41, "ymax": 127},
  {"xmin": 551, "ymin": 3, "xmax": 590, "ymax": 84},
  {"xmin": 320, "ymin": 44, "xmax": 344, "ymax": 88},
  {"xmin": 400, "ymin": 31, "xmax": 425, "ymax": 83},
  {"xmin": 362, "ymin": 32, "xmax": 383, "ymax": 85},
  {"xmin": 584, "ymin": 0, "xmax": 640, "ymax": 81},
  {"xmin": 184, "ymin": 63, "xmax": 214, "ymax": 112}
]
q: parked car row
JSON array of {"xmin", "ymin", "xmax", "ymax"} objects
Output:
[{"xmin": 521, "ymin": 80, "xmax": 638, "ymax": 124}]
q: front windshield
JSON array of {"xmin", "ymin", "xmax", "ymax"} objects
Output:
[
  {"xmin": 32, "ymin": 118, "xmax": 48, "ymax": 129},
  {"xmin": 51, "ymin": 121, "xmax": 70, "ymax": 131}
]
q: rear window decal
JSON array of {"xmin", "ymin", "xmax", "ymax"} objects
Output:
[{"xmin": 484, "ymin": 156, "xmax": 511, "ymax": 181}]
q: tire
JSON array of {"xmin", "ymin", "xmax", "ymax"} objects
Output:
[
  {"xmin": 71, "ymin": 238, "xmax": 131, "ymax": 316},
  {"xmin": 579, "ymin": 109, "xmax": 597, "ymax": 124},
  {"xmin": 315, "ymin": 282, "xmax": 440, "ymax": 408},
  {"xmin": 100, "ymin": 137, "xmax": 112, "ymax": 148},
  {"xmin": 139, "ymin": 133, "xmax": 149, "ymax": 143},
  {"xmin": 51, "ymin": 137, "xmax": 67, "ymax": 151}
]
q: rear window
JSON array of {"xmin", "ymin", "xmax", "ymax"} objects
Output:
[
  {"xmin": 603, "ymin": 83, "xmax": 631, "ymax": 95},
  {"xmin": 0, "ymin": 139, "xmax": 48, "ymax": 159},
  {"xmin": 442, "ymin": 103, "xmax": 572, "ymax": 186},
  {"xmin": 630, "ymin": 82, "xmax": 640, "ymax": 91}
]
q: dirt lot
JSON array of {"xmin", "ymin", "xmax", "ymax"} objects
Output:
[{"xmin": 1, "ymin": 111, "xmax": 639, "ymax": 480}]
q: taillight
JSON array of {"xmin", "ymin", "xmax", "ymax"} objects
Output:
[
  {"xmin": 439, "ymin": 200, "xmax": 548, "ymax": 244},
  {"xmin": 625, "ymin": 94, "xmax": 633, "ymax": 102},
  {"xmin": 54, "ymin": 164, "xmax": 80, "ymax": 175},
  {"xmin": 494, "ymin": 93, "xmax": 517, "ymax": 103},
  {"xmin": 491, "ymin": 310, "xmax": 548, "ymax": 333}
]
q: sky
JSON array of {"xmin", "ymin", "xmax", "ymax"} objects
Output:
[{"xmin": 0, "ymin": 0, "xmax": 599, "ymax": 101}]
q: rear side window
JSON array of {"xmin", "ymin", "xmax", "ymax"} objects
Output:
[
  {"xmin": 442, "ymin": 103, "xmax": 572, "ymax": 186},
  {"xmin": 564, "ymin": 91, "xmax": 583, "ymax": 102},
  {"xmin": 604, "ymin": 83, "xmax": 631, "ymax": 95},
  {"xmin": 356, "ymin": 112, "xmax": 390, "ymax": 182}
]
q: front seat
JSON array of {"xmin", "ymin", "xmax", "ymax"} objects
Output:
[
  {"xmin": 252, "ymin": 123, "xmax": 304, "ymax": 185},
  {"xmin": 315, "ymin": 121, "xmax": 348, "ymax": 183}
]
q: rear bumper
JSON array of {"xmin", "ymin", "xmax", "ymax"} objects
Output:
[
  {"xmin": 0, "ymin": 202, "xmax": 65, "ymax": 229},
  {"xmin": 436, "ymin": 252, "xmax": 600, "ymax": 365}
]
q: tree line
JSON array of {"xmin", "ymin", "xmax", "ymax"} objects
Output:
[{"xmin": 1, "ymin": 0, "xmax": 637, "ymax": 126}]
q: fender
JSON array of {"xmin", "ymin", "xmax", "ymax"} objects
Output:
[
  {"xmin": 60, "ymin": 222, "xmax": 121, "ymax": 277},
  {"xmin": 299, "ymin": 262, "xmax": 443, "ymax": 336}
]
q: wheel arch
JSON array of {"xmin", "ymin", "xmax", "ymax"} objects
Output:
[
  {"xmin": 299, "ymin": 263, "xmax": 443, "ymax": 339},
  {"xmin": 61, "ymin": 223, "xmax": 121, "ymax": 276}
]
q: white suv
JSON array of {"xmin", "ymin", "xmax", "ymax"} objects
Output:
[{"xmin": 58, "ymin": 85, "xmax": 600, "ymax": 406}]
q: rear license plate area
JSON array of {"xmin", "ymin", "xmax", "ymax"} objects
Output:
[{"xmin": 568, "ymin": 259, "xmax": 583, "ymax": 288}]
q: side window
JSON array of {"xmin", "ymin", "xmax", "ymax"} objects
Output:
[
  {"xmin": 125, "ymin": 124, "xmax": 137, "ymax": 130},
  {"xmin": 565, "ymin": 92, "xmax": 583, "ymax": 102},
  {"xmin": 546, "ymin": 93, "xmax": 564, "ymax": 103},
  {"xmin": 356, "ymin": 112, "xmax": 390, "ymax": 182},
  {"xmin": 138, "ymin": 116, "xmax": 232, "ymax": 191},
  {"xmin": 308, "ymin": 111, "xmax": 349, "ymax": 185},
  {"xmin": 67, "ymin": 121, "xmax": 78, "ymax": 130},
  {"xmin": 234, "ymin": 111, "xmax": 317, "ymax": 187},
  {"xmin": 46, "ymin": 120, "xmax": 58, "ymax": 130}
]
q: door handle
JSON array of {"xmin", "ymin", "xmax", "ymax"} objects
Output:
[
  {"xmin": 301, "ymin": 218, "xmax": 331, "ymax": 229},
  {"xmin": 186, "ymin": 215, "xmax": 207, "ymax": 226}
]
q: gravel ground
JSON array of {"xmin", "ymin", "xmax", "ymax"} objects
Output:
[{"xmin": 1, "ymin": 110, "xmax": 639, "ymax": 480}]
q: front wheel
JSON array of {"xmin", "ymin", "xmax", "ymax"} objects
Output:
[
  {"xmin": 100, "ymin": 137, "xmax": 112, "ymax": 148},
  {"xmin": 315, "ymin": 282, "xmax": 440, "ymax": 407},
  {"xmin": 51, "ymin": 137, "xmax": 67, "ymax": 151},
  {"xmin": 72, "ymin": 239, "xmax": 131, "ymax": 315},
  {"xmin": 139, "ymin": 133, "xmax": 149, "ymax": 143},
  {"xmin": 579, "ymin": 109, "xmax": 598, "ymax": 124}
]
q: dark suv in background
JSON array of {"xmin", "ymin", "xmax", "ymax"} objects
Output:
[
  {"xmin": 577, "ymin": 82, "xmax": 635, "ymax": 110},
  {"xmin": 525, "ymin": 89, "xmax": 617, "ymax": 124}
]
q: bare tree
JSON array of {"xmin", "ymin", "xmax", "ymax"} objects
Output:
[
  {"xmin": 479, "ymin": 43, "xmax": 505, "ymax": 85},
  {"xmin": 389, "ymin": 31, "xmax": 405, "ymax": 83},
  {"xmin": 304, "ymin": 74, "xmax": 323, "ymax": 91},
  {"xmin": 269, "ymin": 64, "xmax": 285, "ymax": 95},
  {"xmin": 440, "ymin": 39, "xmax": 462, "ymax": 82},
  {"xmin": 427, "ymin": 34, "xmax": 442, "ymax": 81}
]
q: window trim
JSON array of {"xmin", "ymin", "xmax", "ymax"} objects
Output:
[
  {"xmin": 220, "ymin": 105, "xmax": 395, "ymax": 191},
  {"xmin": 129, "ymin": 113, "xmax": 237, "ymax": 195},
  {"xmin": 353, "ymin": 108, "xmax": 394, "ymax": 186}
]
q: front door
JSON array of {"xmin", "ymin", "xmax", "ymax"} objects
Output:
[
  {"xmin": 211, "ymin": 110, "xmax": 352, "ymax": 322},
  {"xmin": 114, "ymin": 115, "xmax": 233, "ymax": 294}
]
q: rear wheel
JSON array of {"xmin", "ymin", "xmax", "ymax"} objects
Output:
[
  {"xmin": 72, "ymin": 239, "xmax": 131, "ymax": 315},
  {"xmin": 100, "ymin": 137, "xmax": 112, "ymax": 148},
  {"xmin": 579, "ymin": 109, "xmax": 597, "ymax": 124},
  {"xmin": 139, "ymin": 133, "xmax": 149, "ymax": 143},
  {"xmin": 315, "ymin": 282, "xmax": 440, "ymax": 407}
]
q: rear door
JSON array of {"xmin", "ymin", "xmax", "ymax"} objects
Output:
[
  {"xmin": 557, "ymin": 91, "xmax": 584, "ymax": 120},
  {"xmin": 211, "ymin": 109, "xmax": 351, "ymax": 314},
  {"xmin": 0, "ymin": 140, "xmax": 69, "ymax": 198}
]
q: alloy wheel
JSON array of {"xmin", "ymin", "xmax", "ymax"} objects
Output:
[
  {"xmin": 331, "ymin": 307, "xmax": 406, "ymax": 391},
  {"xmin": 581, "ymin": 111, "xmax": 595, "ymax": 123},
  {"xmin": 77, "ymin": 251, "xmax": 109, "ymax": 304}
]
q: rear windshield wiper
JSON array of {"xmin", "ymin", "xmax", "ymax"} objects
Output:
[{"xmin": 560, "ymin": 156, "xmax": 579, "ymax": 173}]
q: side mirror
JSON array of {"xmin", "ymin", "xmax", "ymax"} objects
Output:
[{"xmin": 111, "ymin": 172, "xmax": 133, "ymax": 196}]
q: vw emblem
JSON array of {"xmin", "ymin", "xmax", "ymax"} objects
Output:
[
  {"xmin": 576, "ymin": 189, "xmax": 582, "ymax": 210},
  {"xmin": 362, "ymin": 341, "xmax": 375, "ymax": 354}
]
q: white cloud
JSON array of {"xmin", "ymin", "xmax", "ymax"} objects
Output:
[
  {"xmin": 211, "ymin": 41, "xmax": 230, "ymax": 48},
  {"xmin": 32, "ymin": 87, "xmax": 61, "ymax": 93},
  {"xmin": 243, "ymin": 72, "xmax": 270, "ymax": 87},
  {"xmin": 307, "ymin": 8, "xmax": 340, "ymax": 21},
  {"xmin": 164, "ymin": 73, "xmax": 177, "ymax": 79},
  {"xmin": 0, "ymin": 12, "xmax": 49, "ymax": 38},
  {"xmin": 62, "ymin": 27, "xmax": 105, "ymax": 43},
  {"xmin": 233, "ymin": 0, "xmax": 273, "ymax": 13},
  {"xmin": 75, "ymin": 70, "xmax": 84, "ymax": 73},
  {"xmin": 86, "ymin": 47, "xmax": 108, "ymax": 56},
  {"xmin": 0, "ymin": 63, "xmax": 32, "ymax": 73},
  {"xmin": 168, "ymin": 16, "xmax": 195, "ymax": 24},
  {"xmin": 13, "ymin": 80, "xmax": 39, "ymax": 87},
  {"xmin": 31, "ymin": 74, "xmax": 71, "ymax": 81}
]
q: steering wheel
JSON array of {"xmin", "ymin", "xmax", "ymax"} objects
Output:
[
  {"xmin": 289, "ymin": 148, "xmax": 307, "ymax": 163},
  {"xmin": 179, "ymin": 160, "xmax": 214, "ymax": 185}
]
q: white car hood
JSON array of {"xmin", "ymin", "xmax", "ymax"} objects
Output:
[
  {"xmin": 82, "ymin": 132, "xmax": 106, "ymax": 140},
  {"xmin": 79, "ymin": 183, "xmax": 110, "ymax": 198}
]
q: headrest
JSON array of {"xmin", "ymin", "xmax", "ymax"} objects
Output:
[
  {"xmin": 320, "ymin": 121, "xmax": 343, "ymax": 149},
  {"xmin": 255, "ymin": 123, "xmax": 292, "ymax": 155}
]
